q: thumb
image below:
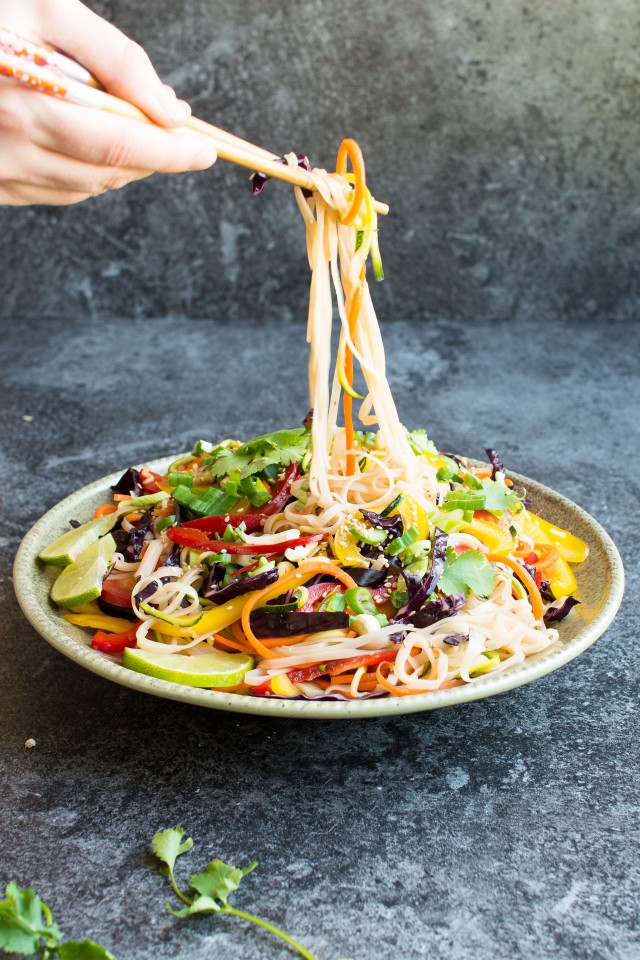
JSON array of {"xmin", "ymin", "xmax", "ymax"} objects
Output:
[{"xmin": 43, "ymin": 0, "xmax": 191, "ymax": 126}]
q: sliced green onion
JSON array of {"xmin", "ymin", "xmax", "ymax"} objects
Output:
[
  {"xmin": 168, "ymin": 471, "xmax": 194, "ymax": 489},
  {"xmin": 463, "ymin": 472, "xmax": 483, "ymax": 490},
  {"xmin": 319, "ymin": 591, "xmax": 346, "ymax": 613},
  {"xmin": 155, "ymin": 514, "xmax": 176, "ymax": 534},
  {"xmin": 343, "ymin": 587, "xmax": 377, "ymax": 615},
  {"xmin": 387, "ymin": 525, "xmax": 419, "ymax": 557},
  {"xmin": 391, "ymin": 589, "xmax": 408, "ymax": 609}
]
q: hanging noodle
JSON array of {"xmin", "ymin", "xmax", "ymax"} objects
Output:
[{"xmin": 49, "ymin": 139, "xmax": 587, "ymax": 701}]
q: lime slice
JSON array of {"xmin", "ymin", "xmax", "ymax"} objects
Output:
[
  {"xmin": 51, "ymin": 534, "xmax": 116, "ymax": 608},
  {"xmin": 39, "ymin": 513, "xmax": 119, "ymax": 566},
  {"xmin": 122, "ymin": 648, "xmax": 254, "ymax": 688}
]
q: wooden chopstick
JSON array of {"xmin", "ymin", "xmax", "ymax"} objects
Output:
[{"xmin": 0, "ymin": 36, "xmax": 389, "ymax": 215}]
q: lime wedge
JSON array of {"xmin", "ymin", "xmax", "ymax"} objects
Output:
[
  {"xmin": 122, "ymin": 648, "xmax": 254, "ymax": 688},
  {"xmin": 39, "ymin": 513, "xmax": 119, "ymax": 566},
  {"xmin": 51, "ymin": 534, "xmax": 116, "ymax": 608}
]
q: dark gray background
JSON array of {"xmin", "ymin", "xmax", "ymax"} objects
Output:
[
  {"xmin": 1, "ymin": 0, "xmax": 639, "ymax": 323},
  {"xmin": 1, "ymin": 2, "xmax": 639, "ymax": 960}
]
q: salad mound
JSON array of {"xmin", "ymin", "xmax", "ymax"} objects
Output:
[{"xmin": 39, "ymin": 425, "xmax": 588, "ymax": 700}]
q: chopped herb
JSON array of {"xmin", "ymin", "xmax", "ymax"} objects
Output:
[
  {"xmin": 204, "ymin": 428, "xmax": 309, "ymax": 481},
  {"xmin": 438, "ymin": 548, "xmax": 496, "ymax": 598}
]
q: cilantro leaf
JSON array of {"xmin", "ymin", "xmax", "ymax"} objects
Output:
[
  {"xmin": 405, "ymin": 428, "xmax": 438, "ymax": 455},
  {"xmin": 205, "ymin": 429, "xmax": 308, "ymax": 480},
  {"xmin": 56, "ymin": 939, "xmax": 117, "ymax": 959},
  {"xmin": 151, "ymin": 828, "xmax": 194, "ymax": 903},
  {"xmin": 0, "ymin": 883, "xmax": 61, "ymax": 955},
  {"xmin": 438, "ymin": 549, "xmax": 496, "ymax": 598},
  {"xmin": 480, "ymin": 479, "xmax": 520, "ymax": 512},
  {"xmin": 190, "ymin": 860, "xmax": 258, "ymax": 905},
  {"xmin": 442, "ymin": 479, "xmax": 519, "ymax": 514},
  {"xmin": 167, "ymin": 895, "xmax": 220, "ymax": 919}
]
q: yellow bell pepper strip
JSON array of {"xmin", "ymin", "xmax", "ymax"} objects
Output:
[
  {"xmin": 462, "ymin": 517, "xmax": 513, "ymax": 555},
  {"xmin": 390, "ymin": 494, "xmax": 430, "ymax": 540},
  {"xmin": 533, "ymin": 543, "xmax": 578, "ymax": 598},
  {"xmin": 152, "ymin": 594, "xmax": 250, "ymax": 640},
  {"xmin": 64, "ymin": 611, "xmax": 135, "ymax": 634},
  {"xmin": 517, "ymin": 510, "xmax": 589, "ymax": 564}
]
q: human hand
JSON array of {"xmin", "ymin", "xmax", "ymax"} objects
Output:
[{"xmin": 0, "ymin": 0, "xmax": 217, "ymax": 205}]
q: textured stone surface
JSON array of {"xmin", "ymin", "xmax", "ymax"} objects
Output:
[
  {"xmin": 1, "ymin": 312, "xmax": 637, "ymax": 960},
  {"xmin": 1, "ymin": 0, "xmax": 639, "ymax": 324}
]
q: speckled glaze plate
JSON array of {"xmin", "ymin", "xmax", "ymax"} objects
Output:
[{"xmin": 14, "ymin": 457, "xmax": 624, "ymax": 719}]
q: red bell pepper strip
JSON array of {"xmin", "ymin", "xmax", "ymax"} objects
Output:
[
  {"xmin": 181, "ymin": 464, "xmax": 300, "ymax": 535},
  {"xmin": 140, "ymin": 469, "xmax": 164, "ymax": 493},
  {"xmin": 287, "ymin": 650, "xmax": 398, "ymax": 684},
  {"xmin": 250, "ymin": 679, "xmax": 274, "ymax": 697},
  {"xmin": 166, "ymin": 526, "xmax": 325, "ymax": 554},
  {"xmin": 91, "ymin": 623, "xmax": 140, "ymax": 654}
]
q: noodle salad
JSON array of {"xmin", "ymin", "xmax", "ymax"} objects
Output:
[{"xmin": 38, "ymin": 140, "xmax": 589, "ymax": 701}]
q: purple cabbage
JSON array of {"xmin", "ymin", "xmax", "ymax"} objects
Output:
[
  {"xmin": 395, "ymin": 528, "xmax": 448, "ymax": 621},
  {"xmin": 252, "ymin": 690, "xmax": 386, "ymax": 701},
  {"xmin": 125, "ymin": 508, "xmax": 154, "ymax": 562},
  {"xmin": 165, "ymin": 543, "xmax": 181, "ymax": 567},
  {"xmin": 111, "ymin": 527, "xmax": 131, "ymax": 555},
  {"xmin": 543, "ymin": 596, "xmax": 580, "ymax": 623},
  {"xmin": 302, "ymin": 409, "xmax": 314, "ymax": 429},
  {"xmin": 406, "ymin": 593, "xmax": 466, "ymax": 629},
  {"xmin": 442, "ymin": 632, "xmax": 467, "ymax": 646},
  {"xmin": 69, "ymin": 519, "xmax": 81, "ymax": 529},
  {"xmin": 540, "ymin": 580, "xmax": 555, "ymax": 603},
  {"xmin": 251, "ymin": 153, "xmax": 312, "ymax": 197},
  {"xmin": 341, "ymin": 566, "xmax": 393, "ymax": 588},
  {"xmin": 205, "ymin": 568, "xmax": 279, "ymax": 604},
  {"xmin": 111, "ymin": 467, "xmax": 142, "ymax": 497},
  {"xmin": 485, "ymin": 448, "xmax": 505, "ymax": 479},
  {"xmin": 249, "ymin": 609, "xmax": 349, "ymax": 638}
]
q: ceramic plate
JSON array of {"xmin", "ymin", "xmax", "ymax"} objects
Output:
[{"xmin": 14, "ymin": 458, "xmax": 624, "ymax": 719}]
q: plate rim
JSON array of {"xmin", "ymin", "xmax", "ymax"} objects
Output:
[{"xmin": 13, "ymin": 457, "xmax": 625, "ymax": 720}]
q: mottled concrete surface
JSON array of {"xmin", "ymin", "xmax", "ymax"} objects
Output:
[
  {"xmin": 1, "ymin": 0, "xmax": 639, "ymax": 324},
  {"xmin": 1, "ymin": 313, "xmax": 638, "ymax": 960}
]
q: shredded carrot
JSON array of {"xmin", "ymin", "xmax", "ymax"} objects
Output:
[
  {"xmin": 375, "ymin": 662, "xmax": 425, "ymax": 697},
  {"xmin": 488, "ymin": 553, "xmax": 544, "ymax": 621},
  {"xmin": 241, "ymin": 561, "xmax": 359, "ymax": 660},
  {"xmin": 260, "ymin": 633, "xmax": 312, "ymax": 648},
  {"xmin": 93, "ymin": 503, "xmax": 117, "ymax": 519},
  {"xmin": 113, "ymin": 493, "xmax": 132, "ymax": 502},
  {"xmin": 532, "ymin": 543, "xmax": 560, "ymax": 573},
  {"xmin": 154, "ymin": 504, "xmax": 175, "ymax": 517},
  {"xmin": 336, "ymin": 138, "xmax": 365, "ymax": 226},
  {"xmin": 213, "ymin": 633, "xmax": 252, "ymax": 654}
]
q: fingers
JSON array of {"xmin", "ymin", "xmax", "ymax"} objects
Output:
[
  {"xmin": 42, "ymin": 0, "xmax": 191, "ymax": 127},
  {"xmin": 0, "ymin": 181, "xmax": 89, "ymax": 206},
  {"xmin": 0, "ymin": 133, "xmax": 152, "ymax": 194},
  {"xmin": 9, "ymin": 85, "xmax": 217, "ymax": 173}
]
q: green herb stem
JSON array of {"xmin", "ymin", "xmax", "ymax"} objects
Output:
[{"xmin": 222, "ymin": 906, "xmax": 319, "ymax": 960}]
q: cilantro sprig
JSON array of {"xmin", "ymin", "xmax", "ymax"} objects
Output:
[
  {"xmin": 204, "ymin": 428, "xmax": 309, "ymax": 480},
  {"xmin": 438, "ymin": 548, "xmax": 496, "ymax": 598},
  {"xmin": 0, "ymin": 882, "xmax": 113, "ymax": 960},
  {"xmin": 2, "ymin": 831, "xmax": 353, "ymax": 960},
  {"xmin": 151, "ymin": 827, "xmax": 351, "ymax": 960},
  {"xmin": 441, "ymin": 477, "xmax": 520, "ymax": 514}
]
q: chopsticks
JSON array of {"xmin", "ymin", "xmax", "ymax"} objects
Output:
[{"xmin": 0, "ymin": 29, "xmax": 389, "ymax": 215}]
